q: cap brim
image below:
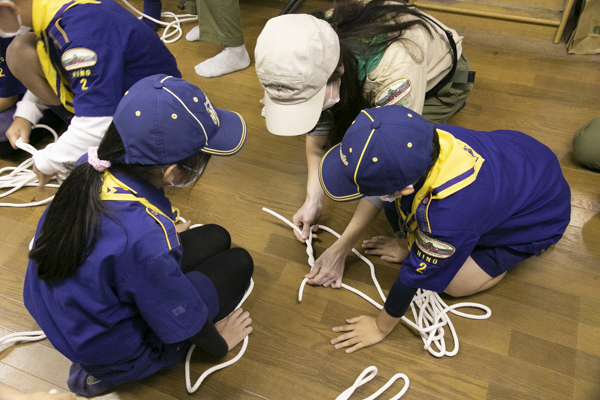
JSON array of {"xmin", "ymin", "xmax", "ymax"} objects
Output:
[
  {"xmin": 319, "ymin": 144, "xmax": 364, "ymax": 202},
  {"xmin": 263, "ymin": 85, "xmax": 327, "ymax": 136},
  {"xmin": 201, "ymin": 108, "xmax": 247, "ymax": 156}
]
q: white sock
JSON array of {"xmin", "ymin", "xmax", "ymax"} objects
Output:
[
  {"xmin": 186, "ymin": 26, "xmax": 200, "ymax": 42},
  {"xmin": 194, "ymin": 45, "xmax": 251, "ymax": 78}
]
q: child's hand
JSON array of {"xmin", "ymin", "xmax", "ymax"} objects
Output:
[
  {"xmin": 176, "ymin": 220, "xmax": 192, "ymax": 233},
  {"xmin": 331, "ymin": 315, "xmax": 388, "ymax": 354},
  {"xmin": 5, "ymin": 117, "xmax": 32, "ymax": 149},
  {"xmin": 215, "ymin": 308, "xmax": 252, "ymax": 351}
]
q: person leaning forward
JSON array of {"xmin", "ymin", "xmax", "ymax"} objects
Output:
[{"xmin": 319, "ymin": 105, "xmax": 570, "ymax": 353}]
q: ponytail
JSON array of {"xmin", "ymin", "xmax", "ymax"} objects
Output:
[{"xmin": 30, "ymin": 123, "xmax": 211, "ymax": 281}]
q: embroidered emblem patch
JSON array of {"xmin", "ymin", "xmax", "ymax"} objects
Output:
[
  {"xmin": 61, "ymin": 48, "xmax": 97, "ymax": 71},
  {"xmin": 204, "ymin": 95, "xmax": 220, "ymax": 126},
  {"xmin": 340, "ymin": 145, "xmax": 348, "ymax": 166},
  {"xmin": 374, "ymin": 79, "xmax": 412, "ymax": 107},
  {"xmin": 86, "ymin": 375, "xmax": 102, "ymax": 385},
  {"xmin": 415, "ymin": 230, "xmax": 455, "ymax": 259}
]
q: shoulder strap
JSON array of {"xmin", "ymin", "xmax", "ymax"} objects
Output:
[{"xmin": 419, "ymin": 14, "xmax": 458, "ymax": 99}]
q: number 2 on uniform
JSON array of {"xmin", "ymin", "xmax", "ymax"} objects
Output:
[
  {"xmin": 81, "ymin": 78, "xmax": 89, "ymax": 90},
  {"xmin": 0, "ymin": 68, "xmax": 5, "ymax": 77},
  {"xmin": 417, "ymin": 262, "xmax": 427, "ymax": 273}
]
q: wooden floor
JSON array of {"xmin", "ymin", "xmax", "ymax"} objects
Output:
[{"xmin": 1, "ymin": 1, "xmax": 599, "ymax": 399}]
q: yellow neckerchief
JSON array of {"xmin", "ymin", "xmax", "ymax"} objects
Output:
[
  {"xmin": 99, "ymin": 170, "xmax": 180, "ymax": 222},
  {"xmin": 32, "ymin": 0, "xmax": 100, "ymax": 113},
  {"xmin": 395, "ymin": 128, "xmax": 485, "ymax": 249}
]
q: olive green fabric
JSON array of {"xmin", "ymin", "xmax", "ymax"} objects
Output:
[
  {"xmin": 573, "ymin": 117, "xmax": 600, "ymax": 171},
  {"xmin": 422, "ymin": 53, "xmax": 473, "ymax": 124},
  {"xmin": 187, "ymin": 0, "xmax": 244, "ymax": 47}
]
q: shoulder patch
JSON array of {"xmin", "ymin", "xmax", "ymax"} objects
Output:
[
  {"xmin": 61, "ymin": 48, "xmax": 97, "ymax": 71},
  {"xmin": 374, "ymin": 79, "xmax": 412, "ymax": 107},
  {"xmin": 415, "ymin": 230, "xmax": 455, "ymax": 259}
]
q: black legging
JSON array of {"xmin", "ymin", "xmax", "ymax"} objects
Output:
[{"xmin": 179, "ymin": 224, "xmax": 253, "ymax": 359}]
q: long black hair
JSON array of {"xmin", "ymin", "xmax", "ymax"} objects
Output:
[
  {"xmin": 29, "ymin": 123, "xmax": 211, "ymax": 281},
  {"xmin": 313, "ymin": 0, "xmax": 433, "ymax": 148}
]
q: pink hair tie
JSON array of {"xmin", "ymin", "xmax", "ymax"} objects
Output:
[{"xmin": 88, "ymin": 147, "xmax": 111, "ymax": 171}]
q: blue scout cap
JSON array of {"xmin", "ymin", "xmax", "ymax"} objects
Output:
[
  {"xmin": 319, "ymin": 105, "xmax": 433, "ymax": 201},
  {"xmin": 113, "ymin": 74, "xmax": 247, "ymax": 165}
]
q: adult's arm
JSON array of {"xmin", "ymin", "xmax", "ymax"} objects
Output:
[
  {"xmin": 293, "ymin": 134, "xmax": 328, "ymax": 242},
  {"xmin": 306, "ymin": 198, "xmax": 381, "ymax": 287}
]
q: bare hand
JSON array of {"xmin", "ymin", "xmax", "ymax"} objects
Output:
[
  {"xmin": 215, "ymin": 308, "xmax": 253, "ymax": 351},
  {"xmin": 331, "ymin": 315, "xmax": 387, "ymax": 354},
  {"xmin": 176, "ymin": 220, "xmax": 192, "ymax": 233},
  {"xmin": 32, "ymin": 164, "xmax": 53, "ymax": 188},
  {"xmin": 305, "ymin": 242, "xmax": 346, "ymax": 288},
  {"xmin": 5, "ymin": 117, "xmax": 32, "ymax": 149},
  {"xmin": 292, "ymin": 199, "xmax": 322, "ymax": 243},
  {"xmin": 362, "ymin": 236, "xmax": 409, "ymax": 263}
]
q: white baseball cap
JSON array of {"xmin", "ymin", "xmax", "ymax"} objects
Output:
[{"xmin": 255, "ymin": 14, "xmax": 340, "ymax": 136}]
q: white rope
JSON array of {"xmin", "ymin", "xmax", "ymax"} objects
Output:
[
  {"xmin": 261, "ymin": 208, "xmax": 492, "ymax": 358},
  {"xmin": 179, "ymin": 222, "xmax": 254, "ymax": 394},
  {"xmin": 0, "ymin": 330, "xmax": 46, "ymax": 346},
  {"xmin": 0, "ymin": 124, "xmax": 64, "ymax": 208},
  {"xmin": 119, "ymin": 0, "xmax": 198, "ymax": 43},
  {"xmin": 336, "ymin": 366, "xmax": 409, "ymax": 400}
]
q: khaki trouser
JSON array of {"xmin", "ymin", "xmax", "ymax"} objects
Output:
[
  {"xmin": 423, "ymin": 54, "xmax": 473, "ymax": 124},
  {"xmin": 573, "ymin": 117, "xmax": 600, "ymax": 171},
  {"xmin": 187, "ymin": 0, "xmax": 244, "ymax": 47}
]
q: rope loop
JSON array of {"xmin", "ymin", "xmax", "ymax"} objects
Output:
[
  {"xmin": 335, "ymin": 366, "xmax": 410, "ymax": 400},
  {"xmin": 119, "ymin": 0, "xmax": 199, "ymax": 43},
  {"xmin": 0, "ymin": 124, "xmax": 63, "ymax": 208}
]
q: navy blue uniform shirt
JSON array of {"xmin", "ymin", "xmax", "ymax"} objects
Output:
[{"xmin": 24, "ymin": 168, "xmax": 210, "ymax": 367}]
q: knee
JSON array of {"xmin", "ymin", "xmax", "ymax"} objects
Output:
[
  {"xmin": 204, "ymin": 224, "xmax": 231, "ymax": 248},
  {"xmin": 6, "ymin": 33, "xmax": 38, "ymax": 80},
  {"xmin": 231, "ymin": 247, "xmax": 254, "ymax": 281}
]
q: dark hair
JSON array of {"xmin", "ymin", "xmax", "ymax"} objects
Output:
[
  {"xmin": 313, "ymin": 0, "xmax": 432, "ymax": 148},
  {"xmin": 29, "ymin": 123, "xmax": 211, "ymax": 281}
]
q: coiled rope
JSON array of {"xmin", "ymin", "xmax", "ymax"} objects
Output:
[
  {"xmin": 261, "ymin": 208, "xmax": 492, "ymax": 358},
  {"xmin": 0, "ymin": 124, "xmax": 63, "ymax": 208},
  {"xmin": 119, "ymin": 0, "xmax": 198, "ymax": 43}
]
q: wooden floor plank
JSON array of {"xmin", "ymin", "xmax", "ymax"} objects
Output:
[{"xmin": 0, "ymin": 0, "xmax": 599, "ymax": 398}]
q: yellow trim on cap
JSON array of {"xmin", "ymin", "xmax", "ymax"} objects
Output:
[
  {"xmin": 202, "ymin": 112, "xmax": 247, "ymax": 156},
  {"xmin": 319, "ymin": 145, "xmax": 362, "ymax": 201}
]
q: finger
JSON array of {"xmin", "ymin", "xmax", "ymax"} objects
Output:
[
  {"xmin": 331, "ymin": 279, "xmax": 342, "ymax": 289},
  {"xmin": 364, "ymin": 248, "xmax": 385, "ymax": 256},
  {"xmin": 231, "ymin": 308, "xmax": 243, "ymax": 318},
  {"xmin": 293, "ymin": 229, "xmax": 306, "ymax": 243},
  {"xmin": 345, "ymin": 343, "xmax": 364, "ymax": 354},
  {"xmin": 240, "ymin": 317, "xmax": 252, "ymax": 329},
  {"xmin": 331, "ymin": 331, "xmax": 356, "ymax": 345},
  {"xmin": 334, "ymin": 336, "xmax": 360, "ymax": 350},
  {"xmin": 322, "ymin": 277, "xmax": 336, "ymax": 288},
  {"xmin": 346, "ymin": 316, "xmax": 364, "ymax": 324},
  {"xmin": 331, "ymin": 324, "xmax": 355, "ymax": 333},
  {"xmin": 312, "ymin": 224, "xmax": 319, "ymax": 232},
  {"xmin": 304, "ymin": 265, "xmax": 320, "ymax": 280},
  {"xmin": 381, "ymin": 255, "xmax": 401, "ymax": 263},
  {"xmin": 243, "ymin": 326, "xmax": 253, "ymax": 335},
  {"xmin": 301, "ymin": 224, "xmax": 311, "ymax": 240}
]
